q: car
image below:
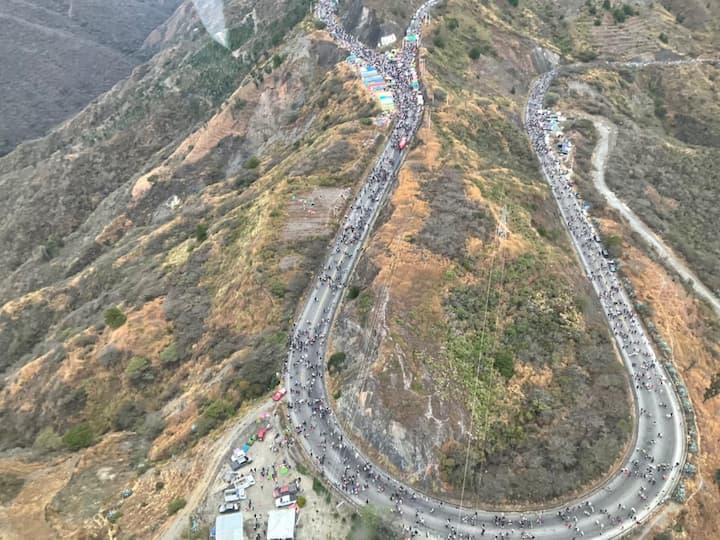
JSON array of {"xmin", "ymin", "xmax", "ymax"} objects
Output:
[
  {"xmin": 593, "ymin": 235, "xmax": 601, "ymax": 243},
  {"xmin": 398, "ymin": 136, "xmax": 407, "ymax": 150},
  {"xmin": 273, "ymin": 483, "xmax": 299, "ymax": 498},
  {"xmin": 224, "ymin": 487, "xmax": 246, "ymax": 503},
  {"xmin": 218, "ymin": 502, "xmax": 240, "ymax": 514},
  {"xmin": 257, "ymin": 427, "xmax": 270, "ymax": 441},
  {"xmin": 247, "ymin": 434, "xmax": 257, "ymax": 446},
  {"xmin": 230, "ymin": 454, "xmax": 252, "ymax": 471},
  {"xmin": 275, "ymin": 494, "xmax": 297, "ymax": 508},
  {"xmin": 236, "ymin": 474, "xmax": 256, "ymax": 489},
  {"xmin": 272, "ymin": 388, "xmax": 287, "ymax": 401},
  {"xmin": 601, "ymin": 248, "xmax": 610, "ymax": 258}
]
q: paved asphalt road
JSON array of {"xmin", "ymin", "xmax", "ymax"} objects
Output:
[{"xmin": 283, "ymin": 2, "xmax": 688, "ymax": 538}]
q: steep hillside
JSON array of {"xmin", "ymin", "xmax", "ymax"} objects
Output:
[
  {"xmin": 0, "ymin": 0, "xmax": 183, "ymax": 157},
  {"xmin": 0, "ymin": 0, "xmax": 390, "ymax": 536},
  {"xmin": 329, "ymin": 0, "xmax": 634, "ymax": 505}
]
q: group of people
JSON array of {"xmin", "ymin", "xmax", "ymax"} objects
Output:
[{"xmin": 279, "ymin": 1, "xmax": 684, "ymax": 539}]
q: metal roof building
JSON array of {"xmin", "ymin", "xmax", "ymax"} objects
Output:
[
  {"xmin": 267, "ymin": 509, "xmax": 295, "ymax": 540},
  {"xmin": 215, "ymin": 512, "xmax": 244, "ymax": 540}
]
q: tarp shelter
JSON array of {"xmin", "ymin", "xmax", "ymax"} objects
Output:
[
  {"xmin": 405, "ymin": 34, "xmax": 419, "ymax": 42},
  {"xmin": 216, "ymin": 512, "xmax": 244, "ymax": 540},
  {"xmin": 267, "ymin": 510, "xmax": 295, "ymax": 540}
]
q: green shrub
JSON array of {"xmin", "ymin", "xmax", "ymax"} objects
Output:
[
  {"xmin": 313, "ymin": 19, "xmax": 327, "ymax": 30},
  {"xmin": 126, "ymin": 356, "xmax": 153, "ymax": 385},
  {"xmin": 270, "ymin": 281, "xmax": 288, "ymax": 298},
  {"xmin": 468, "ymin": 46, "xmax": 482, "ymax": 60},
  {"xmin": 312, "ymin": 476, "xmax": 329, "ymax": 495},
  {"xmin": 328, "ymin": 352, "xmax": 347, "ymax": 373},
  {"xmin": 659, "ymin": 32, "xmax": 668, "ymax": 43},
  {"xmin": 494, "ymin": 351, "xmax": 515, "ymax": 379},
  {"xmin": 348, "ymin": 285, "xmax": 361, "ymax": 299},
  {"xmin": 194, "ymin": 223, "xmax": 208, "ymax": 242},
  {"xmin": 104, "ymin": 307, "xmax": 127, "ymax": 329},
  {"xmin": 508, "ymin": 0, "xmax": 519, "ymax": 6},
  {"xmin": 602, "ymin": 0, "xmax": 611, "ymax": 9},
  {"xmin": 433, "ymin": 35, "xmax": 446, "ymax": 49},
  {"xmin": 273, "ymin": 54, "xmax": 284, "ymax": 68},
  {"xmin": 33, "ymin": 427, "xmax": 64, "ymax": 451},
  {"xmin": 244, "ymin": 156, "xmax": 260, "ymax": 169},
  {"xmin": 296, "ymin": 495, "xmax": 307, "ymax": 507},
  {"xmin": 576, "ymin": 49, "xmax": 598, "ymax": 62},
  {"xmin": 63, "ymin": 423, "xmax": 95, "ymax": 451},
  {"xmin": 167, "ymin": 497, "xmax": 187, "ymax": 515},
  {"xmin": 160, "ymin": 342, "xmax": 179, "ymax": 365}
]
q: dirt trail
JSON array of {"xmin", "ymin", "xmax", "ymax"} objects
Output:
[
  {"xmin": 586, "ymin": 115, "xmax": 720, "ymax": 317},
  {"xmin": 157, "ymin": 399, "xmax": 275, "ymax": 540}
]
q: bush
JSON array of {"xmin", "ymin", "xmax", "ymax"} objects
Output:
[
  {"xmin": 508, "ymin": 0, "xmax": 519, "ymax": 6},
  {"xmin": 160, "ymin": 342, "xmax": 179, "ymax": 365},
  {"xmin": 659, "ymin": 32, "xmax": 668, "ymax": 43},
  {"xmin": 113, "ymin": 400, "xmax": 146, "ymax": 431},
  {"xmin": 273, "ymin": 54, "xmax": 284, "ymax": 68},
  {"xmin": 0, "ymin": 474, "xmax": 26, "ymax": 505},
  {"xmin": 296, "ymin": 495, "xmax": 307, "ymax": 507},
  {"xmin": 494, "ymin": 350, "xmax": 515, "ymax": 379},
  {"xmin": 104, "ymin": 307, "xmax": 127, "ymax": 329},
  {"xmin": 602, "ymin": 0, "xmax": 611, "ymax": 9},
  {"xmin": 33, "ymin": 427, "xmax": 64, "ymax": 451},
  {"xmin": 433, "ymin": 35, "xmax": 446, "ymax": 49},
  {"xmin": 194, "ymin": 223, "xmax": 208, "ymax": 242},
  {"xmin": 167, "ymin": 497, "xmax": 187, "ymax": 515},
  {"xmin": 313, "ymin": 19, "xmax": 327, "ymax": 30},
  {"xmin": 613, "ymin": 8, "xmax": 627, "ymax": 23},
  {"xmin": 244, "ymin": 156, "xmax": 260, "ymax": 169},
  {"xmin": 125, "ymin": 356, "xmax": 153, "ymax": 385},
  {"xmin": 468, "ymin": 46, "xmax": 482, "ymax": 60},
  {"xmin": 348, "ymin": 285, "xmax": 361, "ymax": 299},
  {"xmin": 270, "ymin": 281, "xmax": 288, "ymax": 298},
  {"xmin": 139, "ymin": 413, "xmax": 166, "ymax": 441},
  {"xmin": 63, "ymin": 423, "xmax": 95, "ymax": 451},
  {"xmin": 328, "ymin": 352, "xmax": 346, "ymax": 373}
]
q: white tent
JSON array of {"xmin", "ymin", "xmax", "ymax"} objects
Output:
[
  {"xmin": 267, "ymin": 510, "xmax": 295, "ymax": 540},
  {"xmin": 216, "ymin": 512, "xmax": 244, "ymax": 540}
]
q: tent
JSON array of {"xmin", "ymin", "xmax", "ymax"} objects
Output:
[{"xmin": 267, "ymin": 510, "xmax": 295, "ymax": 540}]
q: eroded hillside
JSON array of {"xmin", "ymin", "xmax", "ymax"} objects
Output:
[{"xmin": 0, "ymin": 0, "xmax": 391, "ymax": 536}]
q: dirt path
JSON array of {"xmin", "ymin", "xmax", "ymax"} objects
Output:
[
  {"xmin": 157, "ymin": 399, "xmax": 276, "ymax": 540},
  {"xmin": 586, "ymin": 115, "xmax": 720, "ymax": 317}
]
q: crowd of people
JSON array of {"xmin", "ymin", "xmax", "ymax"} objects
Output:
[{"xmin": 278, "ymin": 1, "xmax": 684, "ymax": 539}]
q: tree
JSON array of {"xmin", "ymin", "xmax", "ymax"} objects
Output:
[
  {"xmin": 63, "ymin": 423, "xmax": 95, "ymax": 451},
  {"xmin": 104, "ymin": 307, "xmax": 127, "ymax": 329},
  {"xmin": 602, "ymin": 0, "xmax": 611, "ymax": 9},
  {"xmin": 468, "ymin": 46, "xmax": 482, "ymax": 60}
]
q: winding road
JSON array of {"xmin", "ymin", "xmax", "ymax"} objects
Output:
[
  {"xmin": 585, "ymin": 115, "xmax": 720, "ymax": 317},
  {"xmin": 282, "ymin": 2, "xmax": 690, "ymax": 538}
]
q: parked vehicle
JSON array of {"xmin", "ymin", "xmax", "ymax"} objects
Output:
[
  {"xmin": 224, "ymin": 487, "xmax": 246, "ymax": 503},
  {"xmin": 273, "ymin": 483, "xmax": 299, "ymax": 498},
  {"xmin": 398, "ymin": 136, "xmax": 407, "ymax": 150},
  {"xmin": 218, "ymin": 502, "xmax": 240, "ymax": 514},
  {"xmin": 275, "ymin": 494, "xmax": 297, "ymax": 508},
  {"xmin": 272, "ymin": 388, "xmax": 287, "ymax": 401},
  {"xmin": 230, "ymin": 454, "xmax": 252, "ymax": 471},
  {"xmin": 235, "ymin": 474, "xmax": 256, "ymax": 490}
]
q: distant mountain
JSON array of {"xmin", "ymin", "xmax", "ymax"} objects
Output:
[{"xmin": 0, "ymin": 0, "xmax": 182, "ymax": 156}]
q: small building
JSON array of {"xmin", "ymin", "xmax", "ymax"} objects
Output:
[
  {"xmin": 215, "ymin": 512, "xmax": 244, "ymax": 540},
  {"xmin": 267, "ymin": 510, "xmax": 295, "ymax": 540}
]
